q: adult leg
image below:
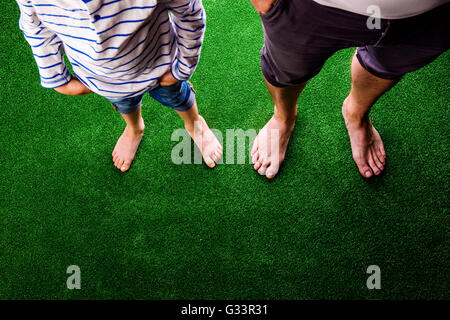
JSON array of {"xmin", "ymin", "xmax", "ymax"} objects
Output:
[
  {"xmin": 251, "ymin": 79, "xmax": 306, "ymax": 178},
  {"xmin": 342, "ymin": 52, "xmax": 399, "ymax": 178},
  {"xmin": 344, "ymin": 2, "xmax": 449, "ymax": 178},
  {"xmin": 250, "ymin": 0, "xmax": 370, "ymax": 178}
]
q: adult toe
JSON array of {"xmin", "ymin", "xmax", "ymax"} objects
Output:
[
  {"xmin": 371, "ymin": 149, "xmax": 384, "ymax": 171},
  {"xmin": 378, "ymin": 148, "xmax": 386, "ymax": 163},
  {"xmin": 367, "ymin": 154, "xmax": 381, "ymax": 175},
  {"xmin": 354, "ymin": 155, "xmax": 373, "ymax": 178}
]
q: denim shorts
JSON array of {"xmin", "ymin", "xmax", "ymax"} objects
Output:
[
  {"xmin": 260, "ymin": 0, "xmax": 449, "ymax": 86},
  {"xmin": 108, "ymin": 80, "xmax": 195, "ymax": 114}
]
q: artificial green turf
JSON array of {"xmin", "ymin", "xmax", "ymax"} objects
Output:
[{"xmin": 1, "ymin": 1, "xmax": 449, "ymax": 299}]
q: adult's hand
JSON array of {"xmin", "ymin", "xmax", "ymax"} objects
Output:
[
  {"xmin": 54, "ymin": 76, "xmax": 92, "ymax": 95},
  {"xmin": 250, "ymin": 0, "xmax": 277, "ymax": 15}
]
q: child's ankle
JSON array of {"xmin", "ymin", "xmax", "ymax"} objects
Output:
[
  {"xmin": 184, "ymin": 115, "xmax": 202, "ymax": 129},
  {"xmin": 126, "ymin": 123, "xmax": 145, "ymax": 136}
]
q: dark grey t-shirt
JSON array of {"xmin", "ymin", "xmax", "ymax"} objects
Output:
[{"xmin": 313, "ymin": 0, "xmax": 449, "ymax": 19}]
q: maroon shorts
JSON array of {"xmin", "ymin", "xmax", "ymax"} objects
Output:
[{"xmin": 260, "ymin": 0, "xmax": 450, "ymax": 86}]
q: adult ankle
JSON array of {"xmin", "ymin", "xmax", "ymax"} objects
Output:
[
  {"xmin": 345, "ymin": 99, "xmax": 369, "ymax": 125},
  {"xmin": 347, "ymin": 108, "xmax": 369, "ymax": 126},
  {"xmin": 273, "ymin": 111, "xmax": 297, "ymax": 126}
]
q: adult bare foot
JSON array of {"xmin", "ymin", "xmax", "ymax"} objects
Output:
[
  {"xmin": 342, "ymin": 98, "xmax": 386, "ymax": 178},
  {"xmin": 112, "ymin": 117, "xmax": 145, "ymax": 172},
  {"xmin": 185, "ymin": 115, "xmax": 223, "ymax": 168},
  {"xmin": 251, "ymin": 114, "xmax": 295, "ymax": 179}
]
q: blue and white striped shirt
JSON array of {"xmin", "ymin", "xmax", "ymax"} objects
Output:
[{"xmin": 16, "ymin": 0, "xmax": 206, "ymax": 99}]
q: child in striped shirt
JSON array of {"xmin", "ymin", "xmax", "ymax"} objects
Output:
[{"xmin": 17, "ymin": 0, "xmax": 222, "ymax": 172}]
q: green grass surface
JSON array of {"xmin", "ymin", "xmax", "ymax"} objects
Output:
[{"xmin": 1, "ymin": 1, "xmax": 449, "ymax": 299}]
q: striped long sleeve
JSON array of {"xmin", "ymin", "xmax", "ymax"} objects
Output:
[
  {"xmin": 165, "ymin": 0, "xmax": 206, "ymax": 81},
  {"xmin": 15, "ymin": 0, "xmax": 206, "ymax": 99},
  {"xmin": 17, "ymin": 0, "xmax": 71, "ymax": 88}
]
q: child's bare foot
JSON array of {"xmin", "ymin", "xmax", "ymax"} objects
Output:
[
  {"xmin": 342, "ymin": 97, "xmax": 386, "ymax": 178},
  {"xmin": 185, "ymin": 115, "xmax": 222, "ymax": 168},
  {"xmin": 112, "ymin": 117, "xmax": 145, "ymax": 172},
  {"xmin": 251, "ymin": 114, "xmax": 295, "ymax": 179}
]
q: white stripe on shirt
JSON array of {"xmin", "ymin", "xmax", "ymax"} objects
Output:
[{"xmin": 17, "ymin": 0, "xmax": 206, "ymax": 99}]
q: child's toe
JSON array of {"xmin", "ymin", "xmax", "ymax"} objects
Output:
[{"xmin": 204, "ymin": 156, "xmax": 215, "ymax": 168}]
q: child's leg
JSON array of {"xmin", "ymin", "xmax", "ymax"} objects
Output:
[
  {"xmin": 149, "ymin": 81, "xmax": 222, "ymax": 168},
  {"xmin": 175, "ymin": 101, "xmax": 222, "ymax": 168},
  {"xmin": 111, "ymin": 105, "xmax": 145, "ymax": 172}
]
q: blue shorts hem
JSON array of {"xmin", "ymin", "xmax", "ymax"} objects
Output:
[{"xmin": 106, "ymin": 80, "xmax": 195, "ymax": 114}]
